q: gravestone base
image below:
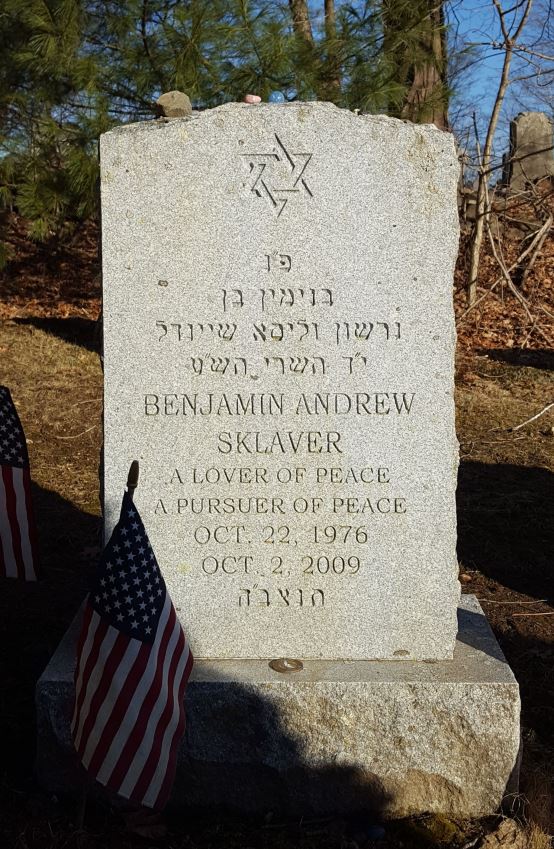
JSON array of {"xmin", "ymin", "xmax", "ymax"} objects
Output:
[{"xmin": 36, "ymin": 596, "xmax": 520, "ymax": 819}]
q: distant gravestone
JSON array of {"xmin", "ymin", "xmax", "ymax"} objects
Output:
[
  {"xmin": 101, "ymin": 103, "xmax": 460, "ymax": 660},
  {"xmin": 506, "ymin": 111, "xmax": 554, "ymax": 190}
]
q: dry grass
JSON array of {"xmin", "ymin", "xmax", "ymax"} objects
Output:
[
  {"xmin": 525, "ymin": 823, "xmax": 552, "ymax": 849},
  {"xmin": 1, "ymin": 320, "xmax": 102, "ymax": 514}
]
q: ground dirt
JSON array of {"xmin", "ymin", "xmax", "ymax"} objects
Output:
[{"xmin": 0, "ymin": 213, "xmax": 552, "ymax": 847}]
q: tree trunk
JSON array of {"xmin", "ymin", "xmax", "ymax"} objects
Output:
[
  {"xmin": 382, "ymin": 0, "xmax": 448, "ymax": 130},
  {"xmin": 322, "ymin": 0, "xmax": 341, "ymax": 101},
  {"xmin": 288, "ymin": 0, "xmax": 313, "ymax": 44},
  {"xmin": 400, "ymin": 3, "xmax": 448, "ymax": 129}
]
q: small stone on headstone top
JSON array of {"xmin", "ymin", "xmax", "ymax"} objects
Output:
[
  {"xmin": 243, "ymin": 94, "xmax": 262, "ymax": 104},
  {"xmin": 268, "ymin": 90, "xmax": 286, "ymax": 103},
  {"xmin": 155, "ymin": 90, "xmax": 192, "ymax": 119}
]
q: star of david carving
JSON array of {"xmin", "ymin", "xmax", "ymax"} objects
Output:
[{"xmin": 242, "ymin": 134, "xmax": 313, "ymax": 218}]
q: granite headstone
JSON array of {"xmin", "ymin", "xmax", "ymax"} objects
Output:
[{"xmin": 101, "ymin": 103, "xmax": 460, "ymax": 660}]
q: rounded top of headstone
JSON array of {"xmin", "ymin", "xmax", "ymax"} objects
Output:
[{"xmin": 155, "ymin": 91, "xmax": 193, "ymax": 119}]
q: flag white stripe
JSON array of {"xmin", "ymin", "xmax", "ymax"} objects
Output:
[
  {"xmin": 95, "ymin": 596, "xmax": 172, "ymax": 784},
  {"xmin": 118, "ymin": 613, "xmax": 182, "ymax": 798},
  {"xmin": 73, "ymin": 624, "xmax": 120, "ymax": 750},
  {"xmin": 0, "ymin": 470, "xmax": 17, "ymax": 578},
  {"xmin": 80, "ymin": 638, "xmax": 143, "ymax": 769},
  {"xmin": 143, "ymin": 641, "xmax": 190, "ymax": 807},
  {"xmin": 13, "ymin": 467, "xmax": 34, "ymax": 580},
  {"xmin": 71, "ymin": 608, "xmax": 102, "ymax": 735}
]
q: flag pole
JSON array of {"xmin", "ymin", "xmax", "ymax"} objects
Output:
[
  {"xmin": 76, "ymin": 460, "xmax": 140, "ymax": 830},
  {"xmin": 127, "ymin": 460, "xmax": 140, "ymax": 502}
]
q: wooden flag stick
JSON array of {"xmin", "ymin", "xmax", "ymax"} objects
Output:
[{"xmin": 127, "ymin": 460, "xmax": 140, "ymax": 503}]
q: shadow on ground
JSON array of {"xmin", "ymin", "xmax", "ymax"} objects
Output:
[
  {"xmin": 0, "ymin": 482, "xmax": 100, "ymax": 786},
  {"xmin": 14, "ymin": 317, "xmax": 101, "ymax": 354},
  {"xmin": 457, "ymin": 460, "xmax": 554, "ymax": 601},
  {"xmin": 501, "ymin": 628, "xmax": 554, "ymax": 748},
  {"xmin": 479, "ymin": 348, "xmax": 554, "ymax": 371},
  {"xmin": 457, "ymin": 459, "xmax": 554, "ymax": 761}
]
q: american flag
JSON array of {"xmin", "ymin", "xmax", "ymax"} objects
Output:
[
  {"xmin": 0, "ymin": 386, "xmax": 38, "ymax": 580},
  {"xmin": 71, "ymin": 490, "xmax": 193, "ymax": 809}
]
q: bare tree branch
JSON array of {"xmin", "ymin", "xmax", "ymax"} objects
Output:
[{"xmin": 466, "ymin": 0, "xmax": 533, "ymax": 306}]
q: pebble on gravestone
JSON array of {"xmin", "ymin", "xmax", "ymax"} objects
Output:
[{"xmin": 154, "ymin": 90, "xmax": 192, "ymax": 119}]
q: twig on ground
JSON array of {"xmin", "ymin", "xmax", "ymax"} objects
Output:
[
  {"xmin": 458, "ymin": 280, "xmax": 501, "ymax": 318},
  {"xmin": 512, "ymin": 612, "xmax": 554, "ymax": 617},
  {"xmin": 54, "ymin": 425, "xmax": 97, "ymax": 439},
  {"xmin": 519, "ymin": 214, "xmax": 552, "ymax": 286},
  {"xmin": 520, "ymin": 318, "xmax": 540, "ymax": 349},
  {"xmin": 537, "ymin": 301, "xmax": 554, "ymax": 321},
  {"xmin": 486, "ymin": 226, "xmax": 554, "ymax": 346},
  {"xmin": 478, "ymin": 436, "xmax": 527, "ymax": 444},
  {"xmin": 458, "ymin": 218, "xmax": 552, "ymax": 321},
  {"xmin": 507, "ymin": 402, "xmax": 554, "ymax": 432},
  {"xmin": 478, "ymin": 598, "xmax": 548, "ymax": 604}
]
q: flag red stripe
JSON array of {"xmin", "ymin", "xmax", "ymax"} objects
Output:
[
  {"xmin": 21, "ymin": 468, "xmax": 38, "ymax": 578},
  {"xmin": 72, "ymin": 609, "xmax": 95, "ymax": 737},
  {"xmin": 0, "ymin": 530, "xmax": 6, "ymax": 577},
  {"xmin": 2, "ymin": 467, "xmax": 25, "ymax": 579},
  {"xmin": 0, "ymin": 471, "xmax": 7, "ymax": 578},
  {"xmin": 145, "ymin": 639, "xmax": 191, "ymax": 808},
  {"xmin": 75, "ymin": 603, "xmax": 94, "ymax": 666},
  {"xmin": 13, "ymin": 468, "xmax": 35, "ymax": 581},
  {"xmin": 154, "ymin": 645, "xmax": 193, "ymax": 809},
  {"xmin": 92, "ymin": 598, "xmax": 173, "ymax": 786},
  {"xmin": 106, "ymin": 606, "xmax": 177, "ymax": 792},
  {"xmin": 76, "ymin": 631, "xmax": 130, "ymax": 759},
  {"xmin": 72, "ymin": 617, "xmax": 109, "ymax": 735},
  {"xmin": 130, "ymin": 627, "xmax": 186, "ymax": 802},
  {"xmin": 85, "ymin": 641, "xmax": 151, "ymax": 777},
  {"xmin": 71, "ymin": 604, "xmax": 95, "ymax": 733},
  {"xmin": 80, "ymin": 637, "xmax": 143, "ymax": 768},
  {"xmin": 0, "ymin": 467, "xmax": 16, "ymax": 578},
  {"xmin": 72, "ymin": 608, "xmax": 103, "ymax": 735}
]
